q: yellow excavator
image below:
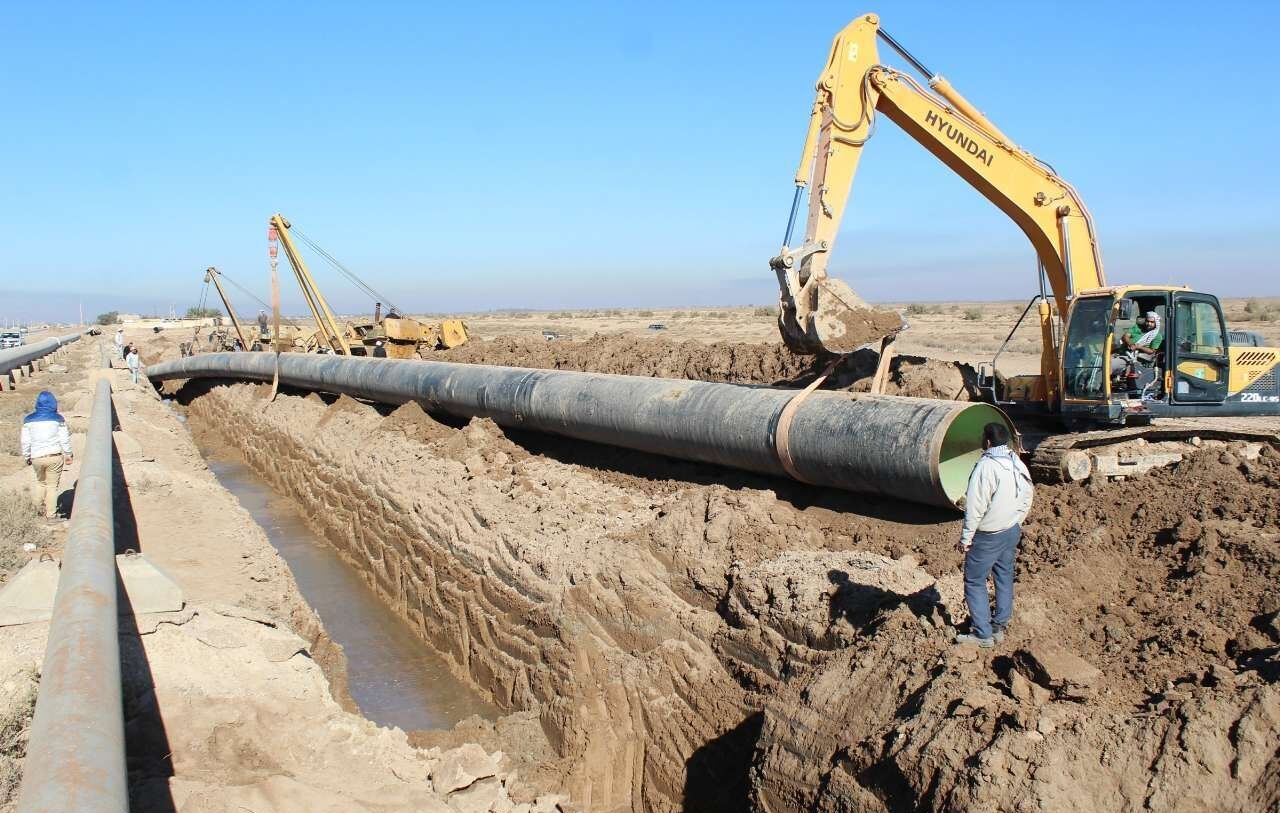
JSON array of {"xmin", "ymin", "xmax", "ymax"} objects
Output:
[
  {"xmin": 775, "ymin": 13, "xmax": 1280, "ymax": 481},
  {"xmin": 269, "ymin": 213, "xmax": 469, "ymax": 358}
]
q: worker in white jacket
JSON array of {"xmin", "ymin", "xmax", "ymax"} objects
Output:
[
  {"xmin": 954, "ymin": 422, "xmax": 1033, "ymax": 648},
  {"xmin": 20, "ymin": 390, "xmax": 73, "ymax": 521}
]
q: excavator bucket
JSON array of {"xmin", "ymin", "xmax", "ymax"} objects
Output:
[{"xmin": 780, "ymin": 275, "xmax": 905, "ymax": 355}]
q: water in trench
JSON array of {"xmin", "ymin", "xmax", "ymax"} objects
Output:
[{"xmin": 199, "ymin": 443, "xmax": 499, "ymax": 731}]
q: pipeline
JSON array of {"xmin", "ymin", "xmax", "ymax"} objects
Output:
[
  {"xmin": 0, "ymin": 332, "xmax": 81, "ymax": 381},
  {"xmin": 16, "ymin": 378, "xmax": 128, "ymax": 813},
  {"xmin": 151, "ymin": 353, "xmax": 1011, "ymax": 508}
]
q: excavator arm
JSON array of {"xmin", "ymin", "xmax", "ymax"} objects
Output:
[{"xmin": 775, "ymin": 13, "xmax": 1106, "ymax": 397}]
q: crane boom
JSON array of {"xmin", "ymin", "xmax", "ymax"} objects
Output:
[
  {"xmin": 270, "ymin": 213, "xmax": 352, "ymax": 355},
  {"xmin": 203, "ymin": 267, "xmax": 250, "ymax": 350}
]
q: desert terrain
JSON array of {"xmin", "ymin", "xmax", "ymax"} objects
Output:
[{"xmin": 2, "ymin": 298, "xmax": 1278, "ymax": 812}]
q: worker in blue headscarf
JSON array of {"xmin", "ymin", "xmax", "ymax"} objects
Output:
[{"xmin": 20, "ymin": 391, "xmax": 73, "ymax": 521}]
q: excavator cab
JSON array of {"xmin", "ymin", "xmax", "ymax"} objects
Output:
[{"xmin": 1058, "ymin": 287, "xmax": 1248, "ymax": 424}]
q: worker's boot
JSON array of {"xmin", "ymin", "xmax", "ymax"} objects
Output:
[{"xmin": 954, "ymin": 633, "xmax": 994, "ymax": 648}]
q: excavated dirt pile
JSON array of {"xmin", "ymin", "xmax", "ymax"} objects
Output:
[
  {"xmin": 181, "ymin": 372, "xmax": 1280, "ymax": 813},
  {"xmin": 438, "ymin": 336, "xmax": 979, "ymax": 400},
  {"xmin": 752, "ymin": 444, "xmax": 1280, "ymax": 812}
]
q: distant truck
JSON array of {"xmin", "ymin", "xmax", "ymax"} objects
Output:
[
  {"xmin": 0, "ymin": 330, "xmax": 23, "ymax": 349},
  {"xmin": 647, "ymin": 323, "xmax": 667, "ymax": 331}
]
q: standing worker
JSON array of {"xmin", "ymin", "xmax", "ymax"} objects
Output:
[
  {"xmin": 257, "ymin": 309, "xmax": 269, "ymax": 337},
  {"xmin": 125, "ymin": 344, "xmax": 142, "ymax": 385},
  {"xmin": 20, "ymin": 391, "xmax": 73, "ymax": 523},
  {"xmin": 114, "ymin": 327, "xmax": 125, "ymax": 362},
  {"xmin": 954, "ymin": 422, "xmax": 1033, "ymax": 648}
]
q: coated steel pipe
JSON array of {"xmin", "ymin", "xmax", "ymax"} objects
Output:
[
  {"xmin": 16, "ymin": 378, "xmax": 127, "ymax": 813},
  {"xmin": 148, "ymin": 353, "xmax": 1014, "ymax": 508},
  {"xmin": 0, "ymin": 332, "xmax": 81, "ymax": 379}
]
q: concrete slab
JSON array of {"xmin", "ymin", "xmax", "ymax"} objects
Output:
[
  {"xmin": 0, "ymin": 557, "xmax": 61, "ymax": 626},
  {"xmin": 0, "ymin": 552, "xmax": 184, "ymax": 626},
  {"xmin": 112, "ymin": 430, "xmax": 146, "ymax": 461},
  {"xmin": 117, "ymin": 552, "xmax": 185, "ymax": 614}
]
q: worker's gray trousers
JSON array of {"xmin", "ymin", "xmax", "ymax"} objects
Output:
[{"xmin": 964, "ymin": 524, "xmax": 1020, "ymax": 639}]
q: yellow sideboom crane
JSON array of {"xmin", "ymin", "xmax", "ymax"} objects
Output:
[
  {"xmin": 269, "ymin": 213, "xmax": 470, "ymax": 357},
  {"xmin": 203, "ymin": 267, "xmax": 252, "ymax": 351},
  {"xmin": 776, "ymin": 13, "xmax": 1280, "ymax": 480}
]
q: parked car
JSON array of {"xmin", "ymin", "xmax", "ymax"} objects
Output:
[
  {"xmin": 0, "ymin": 330, "xmax": 23, "ymax": 349},
  {"xmin": 541, "ymin": 330, "xmax": 559, "ymax": 341},
  {"xmin": 647, "ymin": 323, "xmax": 667, "ymax": 331}
]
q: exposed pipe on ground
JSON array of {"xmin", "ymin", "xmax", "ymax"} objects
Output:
[
  {"xmin": 16, "ymin": 377, "xmax": 128, "ymax": 813},
  {"xmin": 0, "ymin": 332, "xmax": 81, "ymax": 381},
  {"xmin": 150, "ymin": 354, "xmax": 1011, "ymax": 508}
]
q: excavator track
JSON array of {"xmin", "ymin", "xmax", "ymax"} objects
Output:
[{"xmin": 1021, "ymin": 417, "xmax": 1280, "ymax": 483}]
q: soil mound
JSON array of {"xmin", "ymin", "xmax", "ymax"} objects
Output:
[
  {"xmin": 440, "ymin": 335, "xmax": 978, "ymax": 399},
  {"xmin": 750, "ymin": 445, "xmax": 1280, "ymax": 812}
]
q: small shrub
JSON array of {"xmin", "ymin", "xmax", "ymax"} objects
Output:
[
  {"xmin": 636, "ymin": 310, "xmax": 654, "ymax": 318},
  {"xmin": 1243, "ymin": 299, "xmax": 1279, "ymax": 322},
  {"xmin": 184, "ymin": 306, "xmax": 221, "ymax": 319},
  {"xmin": 962, "ymin": 307, "xmax": 982, "ymax": 321},
  {"xmin": 671, "ymin": 311, "xmax": 688, "ymax": 319},
  {"xmin": 95, "ymin": 311, "xmax": 119, "ymax": 326},
  {"xmin": 0, "ymin": 666, "xmax": 39, "ymax": 806},
  {"xmin": 0, "ymin": 490, "xmax": 42, "ymax": 580},
  {"xmin": 905, "ymin": 303, "xmax": 941, "ymax": 316},
  {"xmin": 753, "ymin": 306, "xmax": 777, "ymax": 317},
  {"xmin": 708, "ymin": 311, "xmax": 729, "ymax": 319}
]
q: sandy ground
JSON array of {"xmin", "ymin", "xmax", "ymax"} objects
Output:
[{"xmin": 0, "ymin": 335, "xmax": 554, "ymax": 813}]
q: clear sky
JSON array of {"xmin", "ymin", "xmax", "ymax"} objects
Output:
[{"xmin": 1, "ymin": 0, "xmax": 1277, "ymax": 323}]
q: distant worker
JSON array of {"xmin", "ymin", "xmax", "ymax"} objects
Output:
[
  {"xmin": 20, "ymin": 390, "xmax": 73, "ymax": 522},
  {"xmin": 114, "ymin": 327, "xmax": 125, "ymax": 362},
  {"xmin": 258, "ymin": 309, "xmax": 269, "ymax": 337},
  {"xmin": 125, "ymin": 344, "xmax": 142, "ymax": 385},
  {"xmin": 955, "ymin": 422, "xmax": 1033, "ymax": 648},
  {"xmin": 1111, "ymin": 311, "xmax": 1162, "ymax": 375},
  {"xmin": 372, "ymin": 340, "xmax": 387, "ymax": 358}
]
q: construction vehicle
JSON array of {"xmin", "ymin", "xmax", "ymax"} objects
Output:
[
  {"xmin": 268, "ymin": 214, "xmax": 469, "ymax": 358},
  {"xmin": 773, "ymin": 13, "xmax": 1280, "ymax": 481},
  {"xmin": 192, "ymin": 267, "xmax": 307, "ymax": 354}
]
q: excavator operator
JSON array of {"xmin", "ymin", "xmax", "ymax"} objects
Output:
[{"xmin": 1111, "ymin": 311, "xmax": 1162, "ymax": 375}]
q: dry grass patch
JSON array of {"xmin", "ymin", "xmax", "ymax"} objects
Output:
[
  {"xmin": 0, "ymin": 490, "xmax": 41, "ymax": 582},
  {"xmin": 0, "ymin": 667, "xmax": 38, "ymax": 810}
]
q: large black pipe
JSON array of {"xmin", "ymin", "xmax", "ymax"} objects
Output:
[{"xmin": 147, "ymin": 352, "xmax": 1013, "ymax": 509}]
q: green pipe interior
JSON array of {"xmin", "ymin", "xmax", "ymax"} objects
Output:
[{"xmin": 937, "ymin": 403, "xmax": 1018, "ymax": 506}]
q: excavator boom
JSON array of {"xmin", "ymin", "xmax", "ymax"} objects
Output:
[{"xmin": 774, "ymin": 13, "xmax": 1106, "ymax": 398}]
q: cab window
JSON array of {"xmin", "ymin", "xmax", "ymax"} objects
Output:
[
  {"xmin": 1062, "ymin": 297, "xmax": 1112, "ymax": 400},
  {"xmin": 1174, "ymin": 300, "xmax": 1225, "ymax": 356}
]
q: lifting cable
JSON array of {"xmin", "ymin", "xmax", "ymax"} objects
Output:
[
  {"xmin": 216, "ymin": 270, "xmax": 303, "ymax": 328},
  {"xmin": 291, "ymin": 227, "xmax": 402, "ymax": 314}
]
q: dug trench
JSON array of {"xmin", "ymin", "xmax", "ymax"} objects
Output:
[{"xmin": 168, "ymin": 336, "xmax": 1280, "ymax": 813}]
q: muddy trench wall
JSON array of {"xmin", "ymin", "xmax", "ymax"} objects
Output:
[
  {"xmin": 185, "ymin": 383, "xmax": 785, "ymax": 812},
  {"xmin": 181, "ymin": 379, "xmax": 1280, "ymax": 813}
]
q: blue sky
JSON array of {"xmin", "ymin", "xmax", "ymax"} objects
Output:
[{"xmin": 1, "ymin": 0, "xmax": 1277, "ymax": 323}]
